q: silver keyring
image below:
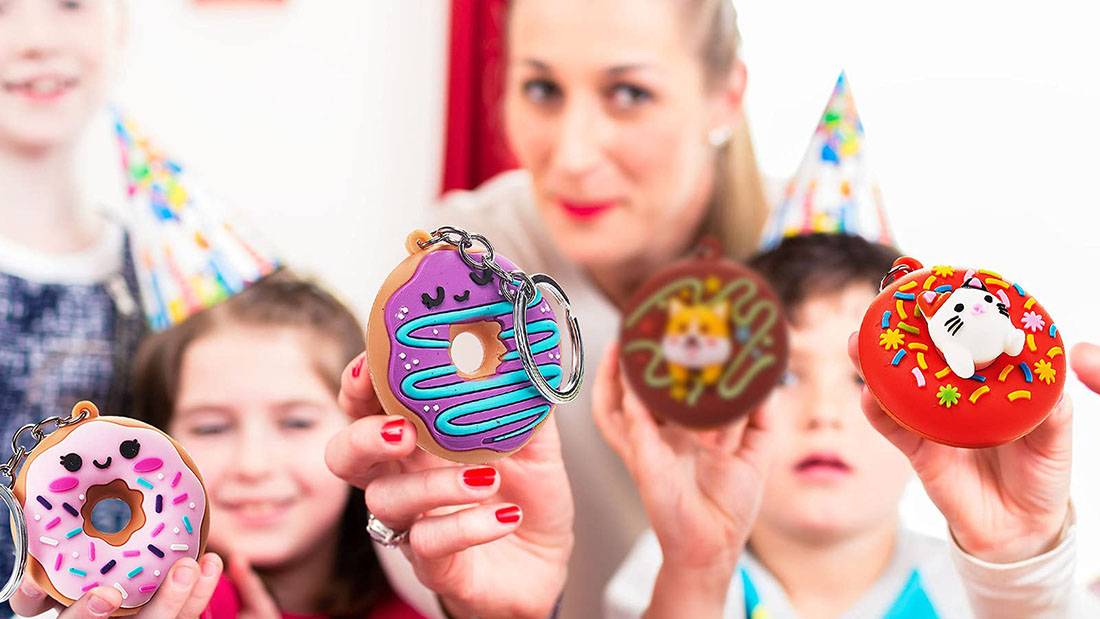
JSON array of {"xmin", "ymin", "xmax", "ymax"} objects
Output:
[
  {"xmin": 0, "ymin": 483, "xmax": 27, "ymax": 602},
  {"xmin": 512, "ymin": 273, "xmax": 584, "ymax": 404},
  {"xmin": 365, "ymin": 512, "xmax": 409, "ymax": 548}
]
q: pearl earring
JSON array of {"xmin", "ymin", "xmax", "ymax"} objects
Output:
[{"xmin": 708, "ymin": 126, "xmax": 733, "ymax": 148}]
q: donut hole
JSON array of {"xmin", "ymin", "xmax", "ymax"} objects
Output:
[
  {"xmin": 89, "ymin": 498, "xmax": 131, "ymax": 535},
  {"xmin": 450, "ymin": 322, "xmax": 507, "ymax": 379}
]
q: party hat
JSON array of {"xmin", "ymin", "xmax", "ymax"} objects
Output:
[
  {"xmin": 759, "ymin": 72, "xmax": 894, "ymax": 249},
  {"xmin": 114, "ymin": 109, "xmax": 282, "ymax": 331}
]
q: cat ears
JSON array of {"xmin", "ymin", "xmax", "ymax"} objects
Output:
[{"xmin": 917, "ymin": 290, "xmax": 950, "ymax": 319}]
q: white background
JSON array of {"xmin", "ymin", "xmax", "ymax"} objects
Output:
[{"xmin": 78, "ymin": 0, "xmax": 1100, "ymax": 583}]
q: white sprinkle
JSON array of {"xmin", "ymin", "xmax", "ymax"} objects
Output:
[
  {"xmin": 154, "ymin": 570, "xmax": 161, "ymax": 577},
  {"xmin": 399, "ymin": 353, "xmax": 406, "ymax": 359},
  {"xmin": 173, "ymin": 528, "xmax": 180, "ymax": 534},
  {"xmin": 114, "ymin": 583, "xmax": 128, "ymax": 600},
  {"xmin": 157, "ymin": 473, "xmax": 165, "ymax": 480},
  {"xmin": 423, "ymin": 406, "xmax": 430, "ymax": 412},
  {"xmin": 432, "ymin": 405, "xmax": 439, "ymax": 411},
  {"xmin": 413, "ymin": 359, "xmax": 419, "ymax": 365},
  {"xmin": 78, "ymin": 494, "xmax": 85, "ymax": 501},
  {"xmin": 39, "ymin": 537, "xmax": 58, "ymax": 546},
  {"xmin": 401, "ymin": 306, "xmax": 409, "ymax": 313},
  {"xmin": 433, "ymin": 329, "xmax": 438, "ymax": 335},
  {"xmin": 405, "ymin": 364, "xmax": 411, "ymax": 370},
  {"xmin": 34, "ymin": 514, "xmax": 41, "ymax": 521},
  {"xmin": 72, "ymin": 551, "xmax": 79, "ymax": 558},
  {"xmin": 170, "ymin": 544, "xmax": 189, "ymax": 552},
  {"xmin": 397, "ymin": 314, "xmax": 405, "ymax": 320},
  {"xmin": 189, "ymin": 503, "xmax": 196, "ymax": 509}
]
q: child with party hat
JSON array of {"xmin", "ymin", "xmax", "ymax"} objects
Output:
[{"xmin": 599, "ymin": 74, "xmax": 1098, "ymax": 618}]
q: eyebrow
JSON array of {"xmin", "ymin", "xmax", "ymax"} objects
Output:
[{"xmin": 521, "ymin": 58, "xmax": 653, "ymax": 77}]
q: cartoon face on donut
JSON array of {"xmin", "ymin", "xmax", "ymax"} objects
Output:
[
  {"xmin": 368, "ymin": 232, "xmax": 564, "ymax": 463},
  {"xmin": 14, "ymin": 402, "xmax": 208, "ymax": 613}
]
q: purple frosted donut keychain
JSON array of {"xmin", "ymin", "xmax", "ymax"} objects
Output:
[{"xmin": 367, "ymin": 227, "xmax": 584, "ymax": 464}]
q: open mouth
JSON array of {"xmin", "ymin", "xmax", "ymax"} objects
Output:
[{"xmin": 1, "ymin": 76, "xmax": 79, "ymax": 101}]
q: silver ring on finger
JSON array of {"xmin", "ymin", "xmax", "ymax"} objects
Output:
[{"xmin": 365, "ymin": 512, "xmax": 410, "ymax": 548}]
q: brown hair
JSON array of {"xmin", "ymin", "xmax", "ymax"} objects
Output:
[
  {"xmin": 506, "ymin": 0, "xmax": 770, "ymax": 260},
  {"xmin": 130, "ymin": 271, "xmax": 384, "ymax": 617},
  {"xmin": 747, "ymin": 233, "xmax": 902, "ymax": 325}
]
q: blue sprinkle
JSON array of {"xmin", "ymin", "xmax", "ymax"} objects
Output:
[
  {"xmin": 881, "ymin": 310, "xmax": 892, "ymax": 329},
  {"xmin": 891, "ymin": 350, "xmax": 907, "ymax": 366},
  {"xmin": 36, "ymin": 496, "xmax": 52, "ymax": 510},
  {"xmin": 893, "ymin": 292, "xmax": 916, "ymax": 301},
  {"xmin": 65, "ymin": 528, "xmax": 81, "ymax": 539},
  {"xmin": 969, "ymin": 374, "xmax": 987, "ymax": 383},
  {"xmin": 100, "ymin": 560, "xmax": 117, "ymax": 575},
  {"xmin": 1019, "ymin": 362, "xmax": 1033, "ymax": 383},
  {"xmin": 62, "ymin": 502, "xmax": 78, "ymax": 517},
  {"xmin": 137, "ymin": 478, "xmax": 154, "ymax": 490},
  {"xmin": 68, "ymin": 568, "xmax": 87, "ymax": 577},
  {"xmin": 127, "ymin": 566, "xmax": 143, "ymax": 579},
  {"xmin": 1049, "ymin": 324, "xmax": 1057, "ymax": 338},
  {"xmin": 155, "ymin": 494, "xmax": 163, "ymax": 514},
  {"xmin": 1013, "ymin": 283, "xmax": 1026, "ymax": 297},
  {"xmin": 183, "ymin": 516, "xmax": 193, "ymax": 534},
  {"xmin": 147, "ymin": 544, "xmax": 164, "ymax": 558},
  {"xmin": 934, "ymin": 285, "xmax": 953, "ymax": 293}
]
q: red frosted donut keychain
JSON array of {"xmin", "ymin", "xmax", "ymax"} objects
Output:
[
  {"xmin": 618, "ymin": 239, "xmax": 789, "ymax": 428},
  {"xmin": 858, "ymin": 258, "xmax": 1066, "ymax": 447},
  {"xmin": 0, "ymin": 401, "xmax": 209, "ymax": 613}
]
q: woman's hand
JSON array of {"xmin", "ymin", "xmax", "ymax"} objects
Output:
[
  {"xmin": 849, "ymin": 333, "xmax": 1071, "ymax": 563},
  {"xmin": 592, "ymin": 341, "xmax": 774, "ymax": 618},
  {"xmin": 10, "ymin": 554, "xmax": 222, "ymax": 619},
  {"xmin": 1070, "ymin": 342, "xmax": 1100, "ymax": 395},
  {"xmin": 324, "ymin": 353, "xmax": 574, "ymax": 619}
]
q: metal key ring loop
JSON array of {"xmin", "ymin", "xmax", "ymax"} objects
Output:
[
  {"xmin": 0, "ymin": 483, "xmax": 27, "ymax": 602},
  {"xmin": 512, "ymin": 273, "xmax": 584, "ymax": 404}
]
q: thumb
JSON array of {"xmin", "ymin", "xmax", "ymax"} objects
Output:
[
  {"xmin": 1071, "ymin": 342, "xmax": 1100, "ymax": 395},
  {"xmin": 229, "ymin": 555, "xmax": 281, "ymax": 619}
]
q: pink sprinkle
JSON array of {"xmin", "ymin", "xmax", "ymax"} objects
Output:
[
  {"xmin": 48, "ymin": 477, "xmax": 79, "ymax": 492},
  {"xmin": 45, "ymin": 516, "xmax": 61, "ymax": 530},
  {"xmin": 81, "ymin": 582, "xmax": 99, "ymax": 592},
  {"xmin": 90, "ymin": 542, "xmax": 95, "ymax": 561},
  {"xmin": 152, "ymin": 523, "xmax": 164, "ymax": 537},
  {"xmin": 123, "ymin": 550, "xmax": 140, "ymax": 557},
  {"xmin": 133, "ymin": 457, "xmax": 163, "ymax": 473},
  {"xmin": 139, "ymin": 584, "xmax": 158, "ymax": 593},
  {"xmin": 997, "ymin": 289, "xmax": 1011, "ymax": 308},
  {"xmin": 172, "ymin": 493, "xmax": 188, "ymax": 505},
  {"xmin": 54, "ymin": 553, "xmax": 62, "ymax": 571},
  {"xmin": 912, "ymin": 367, "xmax": 927, "ymax": 387},
  {"xmin": 170, "ymin": 471, "xmax": 182, "ymax": 488}
]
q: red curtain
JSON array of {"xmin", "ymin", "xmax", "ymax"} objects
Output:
[{"xmin": 440, "ymin": 0, "xmax": 517, "ymax": 195}]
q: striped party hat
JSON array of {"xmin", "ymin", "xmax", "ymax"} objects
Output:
[{"xmin": 114, "ymin": 109, "xmax": 282, "ymax": 331}]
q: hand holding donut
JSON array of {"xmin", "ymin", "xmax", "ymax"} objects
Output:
[
  {"xmin": 325, "ymin": 352, "xmax": 574, "ymax": 619},
  {"xmin": 592, "ymin": 341, "xmax": 775, "ymax": 618},
  {"xmin": 9, "ymin": 554, "xmax": 222, "ymax": 619},
  {"xmin": 1070, "ymin": 342, "xmax": 1100, "ymax": 395},
  {"xmin": 848, "ymin": 332, "xmax": 1072, "ymax": 564}
]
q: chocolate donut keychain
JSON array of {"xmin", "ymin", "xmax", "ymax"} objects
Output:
[
  {"xmin": 367, "ymin": 227, "xmax": 584, "ymax": 464},
  {"xmin": 858, "ymin": 258, "xmax": 1066, "ymax": 447},
  {"xmin": 0, "ymin": 401, "xmax": 209, "ymax": 613}
]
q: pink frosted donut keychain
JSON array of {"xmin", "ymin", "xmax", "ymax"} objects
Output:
[
  {"xmin": 0, "ymin": 401, "xmax": 208, "ymax": 613},
  {"xmin": 367, "ymin": 227, "xmax": 585, "ymax": 464}
]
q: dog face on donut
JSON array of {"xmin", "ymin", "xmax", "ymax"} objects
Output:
[{"xmin": 917, "ymin": 278, "xmax": 1026, "ymax": 379}]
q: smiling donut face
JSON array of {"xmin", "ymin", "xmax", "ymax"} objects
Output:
[{"xmin": 14, "ymin": 402, "xmax": 209, "ymax": 613}]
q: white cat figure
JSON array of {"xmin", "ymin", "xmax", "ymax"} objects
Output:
[{"xmin": 916, "ymin": 278, "xmax": 1025, "ymax": 379}]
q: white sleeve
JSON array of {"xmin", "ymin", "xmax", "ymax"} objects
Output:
[
  {"xmin": 375, "ymin": 543, "xmax": 447, "ymax": 619},
  {"xmin": 603, "ymin": 530, "xmax": 662, "ymax": 619},
  {"xmin": 949, "ymin": 506, "xmax": 1100, "ymax": 618}
]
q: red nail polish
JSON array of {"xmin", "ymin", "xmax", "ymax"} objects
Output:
[
  {"xmin": 380, "ymin": 420, "xmax": 404, "ymax": 443},
  {"xmin": 351, "ymin": 356, "xmax": 364, "ymax": 379},
  {"xmin": 495, "ymin": 506, "xmax": 521, "ymax": 524},
  {"xmin": 463, "ymin": 467, "xmax": 496, "ymax": 487}
]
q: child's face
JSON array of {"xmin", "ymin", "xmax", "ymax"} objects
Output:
[
  {"xmin": 756, "ymin": 284, "xmax": 912, "ymax": 541},
  {"xmin": 170, "ymin": 326, "xmax": 351, "ymax": 569},
  {"xmin": 0, "ymin": 0, "xmax": 121, "ymax": 151}
]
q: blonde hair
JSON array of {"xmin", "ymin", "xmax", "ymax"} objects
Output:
[{"xmin": 683, "ymin": 0, "xmax": 770, "ymax": 260}]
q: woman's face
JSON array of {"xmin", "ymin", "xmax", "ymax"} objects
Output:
[
  {"xmin": 0, "ymin": 0, "xmax": 121, "ymax": 152},
  {"xmin": 504, "ymin": 0, "xmax": 743, "ymax": 270},
  {"xmin": 170, "ymin": 326, "xmax": 351, "ymax": 569}
]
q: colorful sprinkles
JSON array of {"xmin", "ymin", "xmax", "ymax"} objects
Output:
[
  {"xmin": 898, "ymin": 281, "xmax": 917, "ymax": 291},
  {"xmin": 1047, "ymin": 346, "xmax": 1063, "ymax": 359},
  {"xmin": 969, "ymin": 385, "xmax": 991, "ymax": 403},
  {"xmin": 127, "ymin": 566, "xmax": 144, "ymax": 579},
  {"xmin": 65, "ymin": 528, "xmax": 81, "ymax": 539},
  {"xmin": 894, "ymin": 292, "xmax": 916, "ymax": 301},
  {"xmin": 998, "ymin": 365, "xmax": 1014, "ymax": 382},
  {"xmin": 891, "ymin": 350, "xmax": 907, "ymax": 366},
  {"xmin": 912, "ymin": 368, "xmax": 926, "ymax": 387},
  {"xmin": 68, "ymin": 568, "xmax": 87, "ymax": 577},
  {"xmin": 137, "ymin": 477, "xmax": 154, "ymax": 490},
  {"xmin": 36, "ymin": 496, "xmax": 53, "ymax": 510},
  {"xmin": 183, "ymin": 516, "xmax": 193, "ymax": 534},
  {"xmin": 881, "ymin": 310, "xmax": 891, "ymax": 329},
  {"xmin": 1019, "ymin": 362, "xmax": 1034, "ymax": 383},
  {"xmin": 923, "ymin": 275, "xmax": 937, "ymax": 290},
  {"xmin": 898, "ymin": 321, "xmax": 920, "ymax": 335},
  {"xmin": 896, "ymin": 299, "xmax": 908, "ymax": 319},
  {"xmin": 1008, "ymin": 390, "xmax": 1032, "ymax": 402}
]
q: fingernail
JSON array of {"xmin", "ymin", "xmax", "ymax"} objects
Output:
[
  {"xmin": 381, "ymin": 419, "xmax": 404, "ymax": 443},
  {"xmin": 463, "ymin": 467, "xmax": 496, "ymax": 487},
  {"xmin": 495, "ymin": 505, "xmax": 521, "ymax": 524},
  {"xmin": 173, "ymin": 564, "xmax": 198, "ymax": 585},
  {"xmin": 88, "ymin": 592, "xmax": 117, "ymax": 615},
  {"xmin": 19, "ymin": 580, "xmax": 43, "ymax": 599},
  {"xmin": 202, "ymin": 556, "xmax": 219, "ymax": 577},
  {"xmin": 351, "ymin": 355, "xmax": 364, "ymax": 379}
]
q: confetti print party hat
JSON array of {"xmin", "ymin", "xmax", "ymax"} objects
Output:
[
  {"xmin": 759, "ymin": 71, "xmax": 894, "ymax": 249},
  {"xmin": 114, "ymin": 110, "xmax": 282, "ymax": 331}
]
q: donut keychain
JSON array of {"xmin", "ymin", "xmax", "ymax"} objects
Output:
[
  {"xmin": 0, "ymin": 401, "xmax": 208, "ymax": 613},
  {"xmin": 367, "ymin": 226, "xmax": 584, "ymax": 464},
  {"xmin": 618, "ymin": 239, "xmax": 789, "ymax": 428},
  {"xmin": 858, "ymin": 258, "xmax": 1066, "ymax": 447}
]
